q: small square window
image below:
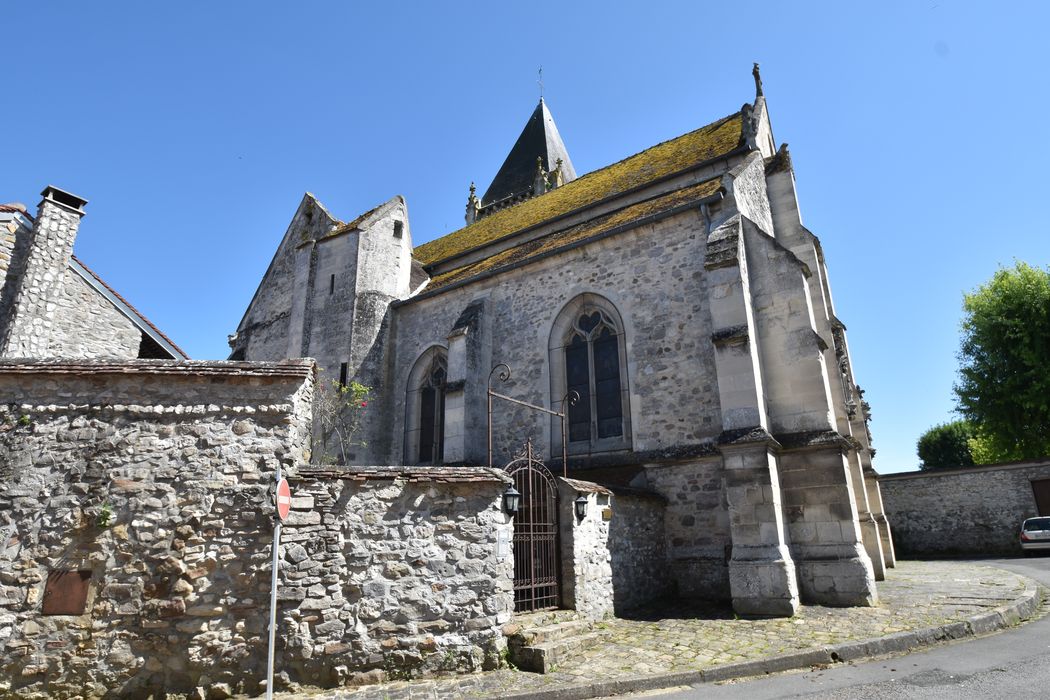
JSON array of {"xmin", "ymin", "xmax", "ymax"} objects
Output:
[
  {"xmin": 393, "ymin": 221, "xmax": 404, "ymax": 238},
  {"xmin": 42, "ymin": 570, "xmax": 92, "ymax": 616}
]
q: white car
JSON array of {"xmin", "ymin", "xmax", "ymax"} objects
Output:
[{"xmin": 1019, "ymin": 517, "xmax": 1050, "ymax": 556}]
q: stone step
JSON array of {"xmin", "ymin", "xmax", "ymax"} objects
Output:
[
  {"xmin": 510, "ymin": 629, "xmax": 610, "ymax": 674},
  {"xmin": 512, "ymin": 608, "xmax": 581, "ymax": 629},
  {"xmin": 508, "ymin": 619, "xmax": 594, "ymax": 647}
]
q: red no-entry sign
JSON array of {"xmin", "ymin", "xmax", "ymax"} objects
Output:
[{"xmin": 275, "ymin": 478, "xmax": 292, "ymax": 521}]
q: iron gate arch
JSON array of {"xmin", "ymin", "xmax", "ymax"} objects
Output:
[{"xmin": 505, "ymin": 440, "xmax": 560, "ymax": 612}]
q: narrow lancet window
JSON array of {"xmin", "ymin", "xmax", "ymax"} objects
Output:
[{"xmin": 417, "ymin": 357, "xmax": 446, "ymax": 463}]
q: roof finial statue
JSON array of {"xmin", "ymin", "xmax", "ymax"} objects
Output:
[
  {"xmin": 465, "ymin": 182, "xmax": 480, "ymax": 225},
  {"xmin": 533, "ymin": 156, "xmax": 549, "ymax": 196},
  {"xmin": 752, "ymin": 62, "xmax": 764, "ymax": 97}
]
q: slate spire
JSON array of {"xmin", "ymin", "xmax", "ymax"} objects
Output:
[{"xmin": 480, "ymin": 98, "xmax": 577, "ymax": 209}]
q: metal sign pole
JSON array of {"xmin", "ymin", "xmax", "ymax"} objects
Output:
[{"xmin": 265, "ymin": 462, "xmax": 282, "ymax": 700}]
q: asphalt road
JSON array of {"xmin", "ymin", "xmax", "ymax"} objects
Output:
[{"xmin": 645, "ymin": 557, "xmax": 1050, "ymax": 700}]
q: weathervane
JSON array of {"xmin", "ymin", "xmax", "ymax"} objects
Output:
[{"xmin": 538, "ymin": 66, "xmax": 544, "ymax": 100}]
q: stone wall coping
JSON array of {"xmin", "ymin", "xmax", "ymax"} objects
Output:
[
  {"xmin": 880, "ymin": 458, "xmax": 1050, "ymax": 481},
  {"xmin": 561, "ymin": 477, "xmax": 613, "ymax": 495},
  {"xmin": 559, "ymin": 477, "xmax": 667, "ymax": 502},
  {"xmin": 296, "ymin": 464, "xmax": 512, "ymax": 484},
  {"xmin": 0, "ymin": 358, "xmax": 316, "ymax": 379}
]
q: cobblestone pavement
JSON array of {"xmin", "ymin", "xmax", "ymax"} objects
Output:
[{"xmin": 285, "ymin": 561, "xmax": 1040, "ymax": 700}]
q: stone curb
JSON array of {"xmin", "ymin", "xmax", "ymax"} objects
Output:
[{"xmin": 499, "ymin": 577, "xmax": 1043, "ymax": 700}]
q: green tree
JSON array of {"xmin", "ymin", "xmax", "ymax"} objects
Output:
[
  {"xmin": 917, "ymin": 420, "xmax": 975, "ymax": 470},
  {"xmin": 954, "ymin": 262, "xmax": 1050, "ymax": 460}
]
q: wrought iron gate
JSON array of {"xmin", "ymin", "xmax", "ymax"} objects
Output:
[{"xmin": 505, "ymin": 439, "xmax": 560, "ymax": 612}]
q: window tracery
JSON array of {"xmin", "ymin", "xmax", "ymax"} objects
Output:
[{"xmin": 549, "ymin": 295, "xmax": 631, "ymax": 454}]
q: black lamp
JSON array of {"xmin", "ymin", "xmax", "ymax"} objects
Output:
[
  {"xmin": 503, "ymin": 485, "xmax": 521, "ymax": 515},
  {"xmin": 574, "ymin": 494, "xmax": 588, "ymax": 520}
]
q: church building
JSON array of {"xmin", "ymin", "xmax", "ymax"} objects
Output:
[{"xmin": 230, "ymin": 66, "xmax": 894, "ymax": 616}]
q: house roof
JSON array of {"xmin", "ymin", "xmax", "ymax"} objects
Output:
[
  {"xmin": 70, "ymin": 255, "xmax": 189, "ymax": 359},
  {"xmin": 480, "ymin": 98, "xmax": 577, "ymax": 207},
  {"xmin": 421, "ymin": 176, "xmax": 724, "ymax": 295},
  {"xmin": 414, "ymin": 110, "xmax": 745, "ymax": 268}
]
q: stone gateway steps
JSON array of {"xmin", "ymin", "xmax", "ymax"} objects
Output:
[{"xmin": 505, "ymin": 611, "xmax": 614, "ymax": 673}]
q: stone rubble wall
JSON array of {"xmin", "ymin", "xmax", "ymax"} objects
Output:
[
  {"xmin": 559, "ymin": 478, "xmax": 670, "ymax": 619},
  {"xmin": 285, "ymin": 467, "xmax": 513, "ymax": 686},
  {"xmin": 0, "ymin": 360, "xmax": 314, "ymax": 698},
  {"xmin": 46, "ymin": 269, "xmax": 142, "ymax": 358},
  {"xmin": 0, "ymin": 360, "xmax": 514, "ymax": 698},
  {"xmin": 880, "ymin": 460, "xmax": 1050, "ymax": 555}
]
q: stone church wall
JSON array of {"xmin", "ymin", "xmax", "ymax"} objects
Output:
[
  {"xmin": 392, "ymin": 207, "xmax": 724, "ymax": 467},
  {"xmin": 46, "ymin": 270, "xmax": 142, "ymax": 358},
  {"xmin": 0, "ymin": 360, "xmax": 513, "ymax": 698},
  {"xmin": 880, "ymin": 460, "xmax": 1050, "ymax": 556},
  {"xmin": 645, "ymin": 459, "xmax": 731, "ymax": 599},
  {"xmin": 234, "ymin": 197, "xmax": 341, "ymax": 363}
]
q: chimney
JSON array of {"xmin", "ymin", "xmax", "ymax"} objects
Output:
[{"xmin": 0, "ymin": 185, "xmax": 89, "ymax": 358}]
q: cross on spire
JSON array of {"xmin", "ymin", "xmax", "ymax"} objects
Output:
[{"xmin": 538, "ymin": 66, "xmax": 544, "ymax": 100}]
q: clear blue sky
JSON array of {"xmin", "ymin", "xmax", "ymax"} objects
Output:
[{"xmin": 4, "ymin": 2, "xmax": 1048, "ymax": 473}]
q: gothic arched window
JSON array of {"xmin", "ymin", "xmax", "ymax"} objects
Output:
[
  {"xmin": 405, "ymin": 347, "xmax": 448, "ymax": 465},
  {"xmin": 417, "ymin": 356, "xmax": 447, "ymax": 464},
  {"xmin": 550, "ymin": 295, "xmax": 631, "ymax": 454}
]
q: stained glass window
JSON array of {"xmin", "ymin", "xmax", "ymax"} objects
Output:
[{"xmin": 564, "ymin": 311, "xmax": 623, "ymax": 445}]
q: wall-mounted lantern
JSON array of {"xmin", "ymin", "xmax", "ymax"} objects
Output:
[
  {"xmin": 503, "ymin": 485, "xmax": 521, "ymax": 515},
  {"xmin": 574, "ymin": 494, "xmax": 589, "ymax": 520}
]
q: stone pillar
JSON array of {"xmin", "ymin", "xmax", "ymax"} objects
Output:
[
  {"xmin": 779, "ymin": 438, "xmax": 877, "ymax": 606},
  {"xmin": 847, "ymin": 451, "xmax": 885, "ymax": 581},
  {"xmin": 722, "ymin": 439, "xmax": 800, "ymax": 616},
  {"xmin": 557, "ymin": 479, "xmax": 615, "ymax": 620},
  {"xmin": 0, "ymin": 186, "xmax": 87, "ymax": 358},
  {"xmin": 865, "ymin": 470, "xmax": 896, "ymax": 567},
  {"xmin": 443, "ymin": 300, "xmax": 487, "ymax": 464}
]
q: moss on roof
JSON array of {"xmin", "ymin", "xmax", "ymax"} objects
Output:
[
  {"xmin": 414, "ymin": 111, "xmax": 744, "ymax": 267},
  {"xmin": 325, "ymin": 203, "xmax": 382, "ymax": 238},
  {"xmin": 424, "ymin": 177, "xmax": 723, "ymax": 293}
]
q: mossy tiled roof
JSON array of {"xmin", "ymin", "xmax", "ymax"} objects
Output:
[
  {"xmin": 424, "ymin": 177, "xmax": 723, "ymax": 293},
  {"xmin": 414, "ymin": 110, "xmax": 744, "ymax": 267},
  {"xmin": 326, "ymin": 203, "xmax": 381, "ymax": 238}
]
